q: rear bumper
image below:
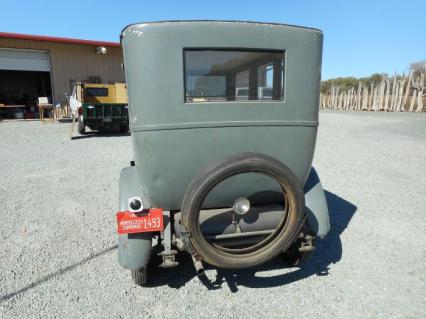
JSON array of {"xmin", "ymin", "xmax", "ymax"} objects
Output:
[{"xmin": 84, "ymin": 118, "xmax": 128, "ymax": 129}]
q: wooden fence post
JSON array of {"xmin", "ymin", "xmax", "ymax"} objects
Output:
[{"xmin": 415, "ymin": 73, "xmax": 424, "ymax": 112}]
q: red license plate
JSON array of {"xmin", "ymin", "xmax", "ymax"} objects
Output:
[{"xmin": 116, "ymin": 208, "xmax": 164, "ymax": 235}]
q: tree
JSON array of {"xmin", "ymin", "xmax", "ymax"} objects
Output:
[
  {"xmin": 321, "ymin": 74, "xmax": 386, "ymax": 93},
  {"xmin": 369, "ymin": 73, "xmax": 385, "ymax": 85},
  {"xmin": 409, "ymin": 59, "xmax": 426, "ymax": 77}
]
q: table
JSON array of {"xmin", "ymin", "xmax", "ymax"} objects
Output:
[{"xmin": 0, "ymin": 105, "xmax": 26, "ymax": 119}]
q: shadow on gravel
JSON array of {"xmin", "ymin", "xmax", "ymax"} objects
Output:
[
  {"xmin": 0, "ymin": 245, "xmax": 118, "ymax": 302},
  {"xmin": 57, "ymin": 118, "xmax": 73, "ymax": 123},
  {"xmin": 71, "ymin": 131, "xmax": 130, "ymax": 140},
  {"xmin": 0, "ymin": 192, "xmax": 356, "ymax": 299},
  {"xmin": 147, "ymin": 190, "xmax": 357, "ymax": 292}
]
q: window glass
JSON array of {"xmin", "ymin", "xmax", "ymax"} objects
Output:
[
  {"xmin": 184, "ymin": 49, "xmax": 284, "ymax": 102},
  {"xmin": 84, "ymin": 87, "xmax": 108, "ymax": 97}
]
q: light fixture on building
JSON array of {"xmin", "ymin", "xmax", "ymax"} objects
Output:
[{"xmin": 96, "ymin": 46, "xmax": 107, "ymax": 54}]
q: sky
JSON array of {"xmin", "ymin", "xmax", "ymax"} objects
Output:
[{"xmin": 0, "ymin": 0, "xmax": 424, "ymax": 80}]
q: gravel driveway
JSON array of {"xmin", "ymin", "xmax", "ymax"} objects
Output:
[{"xmin": 0, "ymin": 111, "xmax": 425, "ymax": 319}]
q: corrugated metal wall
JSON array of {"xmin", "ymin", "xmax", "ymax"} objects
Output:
[{"xmin": 0, "ymin": 38, "xmax": 124, "ymax": 104}]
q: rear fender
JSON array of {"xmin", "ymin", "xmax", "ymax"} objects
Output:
[
  {"xmin": 304, "ymin": 167, "xmax": 330, "ymax": 238},
  {"xmin": 118, "ymin": 166, "xmax": 153, "ymax": 269}
]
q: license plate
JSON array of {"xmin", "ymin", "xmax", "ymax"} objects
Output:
[{"xmin": 116, "ymin": 208, "xmax": 164, "ymax": 235}]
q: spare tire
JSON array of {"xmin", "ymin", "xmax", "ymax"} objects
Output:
[{"xmin": 181, "ymin": 153, "xmax": 305, "ymax": 269}]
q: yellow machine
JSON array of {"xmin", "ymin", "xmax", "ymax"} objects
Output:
[{"xmin": 79, "ymin": 82, "xmax": 128, "ymax": 104}]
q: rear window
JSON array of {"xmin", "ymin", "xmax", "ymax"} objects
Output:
[
  {"xmin": 85, "ymin": 87, "xmax": 108, "ymax": 97},
  {"xmin": 184, "ymin": 49, "xmax": 284, "ymax": 103}
]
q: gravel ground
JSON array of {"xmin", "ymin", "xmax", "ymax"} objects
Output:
[{"xmin": 0, "ymin": 111, "xmax": 425, "ymax": 319}]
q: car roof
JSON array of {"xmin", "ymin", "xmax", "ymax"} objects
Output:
[{"xmin": 121, "ymin": 20, "xmax": 322, "ymax": 35}]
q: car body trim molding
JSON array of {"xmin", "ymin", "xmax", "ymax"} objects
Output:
[{"xmin": 131, "ymin": 120, "xmax": 319, "ymax": 132}]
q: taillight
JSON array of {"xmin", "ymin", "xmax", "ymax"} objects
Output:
[{"xmin": 78, "ymin": 106, "xmax": 83, "ymax": 115}]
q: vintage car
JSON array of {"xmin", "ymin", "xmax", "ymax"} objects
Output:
[{"xmin": 117, "ymin": 20, "xmax": 330, "ymax": 286}]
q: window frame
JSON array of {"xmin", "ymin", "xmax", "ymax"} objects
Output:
[
  {"xmin": 84, "ymin": 87, "xmax": 109, "ymax": 98},
  {"xmin": 183, "ymin": 48, "xmax": 286, "ymax": 104}
]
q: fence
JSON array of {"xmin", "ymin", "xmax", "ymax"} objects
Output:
[{"xmin": 320, "ymin": 72, "xmax": 425, "ymax": 112}]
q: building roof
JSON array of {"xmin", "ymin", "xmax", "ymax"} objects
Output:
[{"xmin": 0, "ymin": 32, "xmax": 121, "ymax": 47}]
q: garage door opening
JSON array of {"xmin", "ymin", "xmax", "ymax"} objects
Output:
[
  {"xmin": 0, "ymin": 70, "xmax": 52, "ymax": 118},
  {"xmin": 0, "ymin": 48, "xmax": 52, "ymax": 119},
  {"xmin": 0, "ymin": 70, "xmax": 51, "ymax": 100}
]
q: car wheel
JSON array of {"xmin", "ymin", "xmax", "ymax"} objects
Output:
[
  {"xmin": 131, "ymin": 267, "xmax": 147, "ymax": 286},
  {"xmin": 77, "ymin": 119, "xmax": 85, "ymax": 134},
  {"xmin": 180, "ymin": 152, "xmax": 305, "ymax": 269},
  {"xmin": 282, "ymin": 249, "xmax": 313, "ymax": 267}
]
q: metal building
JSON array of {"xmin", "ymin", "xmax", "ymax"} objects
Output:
[{"xmin": 0, "ymin": 32, "xmax": 124, "ymax": 113}]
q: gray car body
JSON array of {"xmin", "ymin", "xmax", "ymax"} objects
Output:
[{"xmin": 118, "ymin": 21, "xmax": 329, "ymax": 269}]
